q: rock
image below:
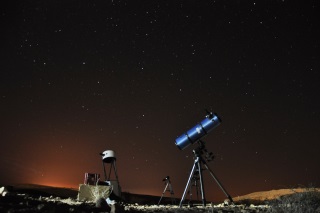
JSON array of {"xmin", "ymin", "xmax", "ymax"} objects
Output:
[
  {"xmin": 96, "ymin": 197, "xmax": 109, "ymax": 209},
  {"xmin": 0, "ymin": 186, "xmax": 8, "ymax": 196}
]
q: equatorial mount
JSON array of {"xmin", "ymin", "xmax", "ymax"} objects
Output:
[{"xmin": 193, "ymin": 140, "xmax": 214, "ymax": 162}]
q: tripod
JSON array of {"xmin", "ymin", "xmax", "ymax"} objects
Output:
[
  {"xmin": 100, "ymin": 150, "xmax": 121, "ymax": 197},
  {"xmin": 158, "ymin": 176, "xmax": 175, "ymax": 205},
  {"xmin": 179, "ymin": 142, "xmax": 233, "ymax": 207}
]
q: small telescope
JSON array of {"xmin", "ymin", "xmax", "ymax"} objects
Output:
[{"xmin": 175, "ymin": 112, "xmax": 221, "ymax": 150}]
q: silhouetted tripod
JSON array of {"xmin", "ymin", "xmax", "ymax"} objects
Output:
[
  {"xmin": 158, "ymin": 176, "xmax": 175, "ymax": 205},
  {"xmin": 179, "ymin": 141, "xmax": 233, "ymax": 207},
  {"xmin": 100, "ymin": 150, "xmax": 121, "ymax": 197}
]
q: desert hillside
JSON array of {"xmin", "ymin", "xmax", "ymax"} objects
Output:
[{"xmin": 233, "ymin": 187, "xmax": 320, "ymax": 202}]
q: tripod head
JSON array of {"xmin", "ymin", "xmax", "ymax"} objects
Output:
[
  {"xmin": 162, "ymin": 176, "xmax": 172, "ymax": 185},
  {"xmin": 193, "ymin": 140, "xmax": 214, "ymax": 162},
  {"xmin": 162, "ymin": 176, "xmax": 170, "ymax": 181}
]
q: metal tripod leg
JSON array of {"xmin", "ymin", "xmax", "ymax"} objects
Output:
[
  {"xmin": 197, "ymin": 158, "xmax": 206, "ymax": 206},
  {"xmin": 112, "ymin": 160, "xmax": 121, "ymax": 197},
  {"xmin": 113, "ymin": 161, "xmax": 120, "ymax": 183},
  {"xmin": 168, "ymin": 182, "xmax": 175, "ymax": 204},
  {"xmin": 102, "ymin": 161, "xmax": 107, "ymax": 180},
  {"xmin": 179, "ymin": 157, "xmax": 199, "ymax": 208},
  {"xmin": 158, "ymin": 182, "xmax": 169, "ymax": 205},
  {"xmin": 108, "ymin": 162, "xmax": 113, "ymax": 180},
  {"xmin": 202, "ymin": 161, "xmax": 234, "ymax": 203}
]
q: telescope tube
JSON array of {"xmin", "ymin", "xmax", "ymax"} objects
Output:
[{"xmin": 175, "ymin": 113, "xmax": 221, "ymax": 150}]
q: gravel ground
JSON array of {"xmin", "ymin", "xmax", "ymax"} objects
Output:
[{"xmin": 0, "ymin": 191, "xmax": 269, "ymax": 213}]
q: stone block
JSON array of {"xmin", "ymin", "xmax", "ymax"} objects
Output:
[{"xmin": 77, "ymin": 184, "xmax": 111, "ymax": 202}]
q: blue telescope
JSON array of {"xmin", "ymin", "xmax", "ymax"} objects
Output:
[{"xmin": 175, "ymin": 112, "xmax": 221, "ymax": 150}]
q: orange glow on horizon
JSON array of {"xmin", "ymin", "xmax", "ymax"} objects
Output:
[{"xmin": 27, "ymin": 180, "xmax": 80, "ymax": 189}]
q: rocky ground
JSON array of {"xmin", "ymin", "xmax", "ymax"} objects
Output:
[
  {"xmin": 0, "ymin": 194, "xmax": 269, "ymax": 213},
  {"xmin": 1, "ymin": 185, "xmax": 319, "ymax": 213}
]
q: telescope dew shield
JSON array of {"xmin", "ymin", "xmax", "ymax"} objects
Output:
[{"xmin": 175, "ymin": 113, "xmax": 221, "ymax": 150}]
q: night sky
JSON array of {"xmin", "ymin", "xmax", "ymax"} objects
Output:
[{"xmin": 1, "ymin": 1, "xmax": 319, "ymax": 202}]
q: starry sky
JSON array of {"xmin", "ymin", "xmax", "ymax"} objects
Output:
[{"xmin": 1, "ymin": 1, "xmax": 319, "ymax": 202}]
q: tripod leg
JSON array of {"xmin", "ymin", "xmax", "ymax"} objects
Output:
[
  {"xmin": 195, "ymin": 179, "xmax": 199, "ymax": 200},
  {"xmin": 188, "ymin": 180, "xmax": 193, "ymax": 203},
  {"xmin": 108, "ymin": 162, "xmax": 113, "ymax": 180},
  {"xmin": 197, "ymin": 159, "xmax": 206, "ymax": 207},
  {"xmin": 112, "ymin": 161, "xmax": 121, "ymax": 197},
  {"xmin": 168, "ymin": 182, "xmax": 175, "ymax": 204},
  {"xmin": 202, "ymin": 162, "xmax": 234, "ymax": 203},
  {"xmin": 102, "ymin": 161, "xmax": 107, "ymax": 180},
  {"xmin": 158, "ymin": 182, "xmax": 169, "ymax": 205},
  {"xmin": 113, "ymin": 161, "xmax": 120, "ymax": 183},
  {"xmin": 179, "ymin": 158, "xmax": 198, "ymax": 207}
]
